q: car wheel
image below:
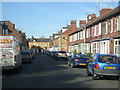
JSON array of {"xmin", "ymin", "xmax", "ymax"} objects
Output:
[
  {"xmin": 29, "ymin": 60, "xmax": 32, "ymax": 64},
  {"xmin": 92, "ymin": 73, "xmax": 99, "ymax": 80},
  {"xmin": 13, "ymin": 67, "xmax": 20, "ymax": 73},
  {"xmin": 55, "ymin": 57, "xmax": 58, "ymax": 60},
  {"xmin": 71, "ymin": 63, "xmax": 75, "ymax": 68},
  {"xmin": 86, "ymin": 68, "xmax": 91, "ymax": 76},
  {"xmin": 116, "ymin": 76, "xmax": 120, "ymax": 80},
  {"xmin": 68, "ymin": 61, "xmax": 70, "ymax": 66}
]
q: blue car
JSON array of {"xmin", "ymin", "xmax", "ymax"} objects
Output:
[
  {"xmin": 86, "ymin": 53, "xmax": 120, "ymax": 80},
  {"xmin": 67, "ymin": 54, "xmax": 89, "ymax": 68}
]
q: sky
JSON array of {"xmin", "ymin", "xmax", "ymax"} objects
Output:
[{"xmin": 1, "ymin": 0, "xmax": 119, "ymax": 38}]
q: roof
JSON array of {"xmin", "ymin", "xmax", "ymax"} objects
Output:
[
  {"xmin": 86, "ymin": 6, "xmax": 120, "ymax": 27},
  {"xmin": 69, "ymin": 6, "xmax": 120, "ymax": 36},
  {"xmin": 69, "ymin": 27, "xmax": 84, "ymax": 36},
  {"xmin": 29, "ymin": 38, "xmax": 51, "ymax": 42}
]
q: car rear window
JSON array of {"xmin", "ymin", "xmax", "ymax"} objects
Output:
[
  {"xmin": 21, "ymin": 52, "xmax": 29, "ymax": 55},
  {"xmin": 58, "ymin": 51, "xmax": 66, "ymax": 53},
  {"xmin": 98, "ymin": 56, "xmax": 120, "ymax": 64},
  {"xmin": 74, "ymin": 54, "xmax": 87, "ymax": 58}
]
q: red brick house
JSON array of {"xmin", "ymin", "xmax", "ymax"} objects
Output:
[{"xmin": 69, "ymin": 6, "xmax": 120, "ymax": 57}]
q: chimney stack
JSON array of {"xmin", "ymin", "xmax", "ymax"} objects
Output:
[
  {"xmin": 87, "ymin": 14, "xmax": 96, "ymax": 22},
  {"xmin": 70, "ymin": 20, "xmax": 77, "ymax": 33},
  {"xmin": 71, "ymin": 20, "xmax": 76, "ymax": 28},
  {"xmin": 100, "ymin": 8, "xmax": 112, "ymax": 16},
  {"xmin": 79, "ymin": 20, "xmax": 86, "ymax": 28}
]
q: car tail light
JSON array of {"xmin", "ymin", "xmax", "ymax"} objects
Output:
[
  {"xmin": 14, "ymin": 55, "xmax": 17, "ymax": 61},
  {"xmin": 86, "ymin": 60, "xmax": 89, "ymax": 62},
  {"xmin": 74, "ymin": 59, "xmax": 79, "ymax": 62},
  {"xmin": 94, "ymin": 64, "xmax": 99, "ymax": 69}
]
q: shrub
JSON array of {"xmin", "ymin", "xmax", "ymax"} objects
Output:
[
  {"xmin": 73, "ymin": 49, "xmax": 77, "ymax": 54},
  {"xmin": 86, "ymin": 53, "xmax": 93, "ymax": 58}
]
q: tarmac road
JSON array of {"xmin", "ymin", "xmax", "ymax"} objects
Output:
[{"xmin": 2, "ymin": 53, "xmax": 119, "ymax": 89}]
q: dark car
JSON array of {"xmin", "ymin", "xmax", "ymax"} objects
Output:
[
  {"xmin": 54, "ymin": 51, "xmax": 67, "ymax": 60},
  {"xmin": 68, "ymin": 54, "xmax": 89, "ymax": 68},
  {"xmin": 49, "ymin": 51, "xmax": 57, "ymax": 58},
  {"xmin": 21, "ymin": 51, "xmax": 32, "ymax": 63},
  {"xmin": 26, "ymin": 50, "xmax": 35, "ymax": 59},
  {"xmin": 86, "ymin": 53, "xmax": 120, "ymax": 80},
  {"xmin": 45, "ymin": 51, "xmax": 51, "ymax": 56}
]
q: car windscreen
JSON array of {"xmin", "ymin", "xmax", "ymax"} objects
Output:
[{"xmin": 98, "ymin": 55, "xmax": 120, "ymax": 64}]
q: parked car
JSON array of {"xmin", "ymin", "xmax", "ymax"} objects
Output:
[
  {"xmin": 54, "ymin": 51, "xmax": 68, "ymax": 60},
  {"xmin": 49, "ymin": 51, "xmax": 57, "ymax": 58},
  {"xmin": 86, "ymin": 53, "xmax": 120, "ymax": 80},
  {"xmin": 45, "ymin": 51, "xmax": 51, "ymax": 56},
  {"xmin": 0, "ymin": 35, "xmax": 22, "ymax": 73},
  {"xmin": 67, "ymin": 54, "xmax": 89, "ymax": 68},
  {"xmin": 21, "ymin": 51, "xmax": 32, "ymax": 63},
  {"xmin": 27, "ymin": 50, "xmax": 35, "ymax": 59}
]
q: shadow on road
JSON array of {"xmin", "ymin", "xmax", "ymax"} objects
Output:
[{"xmin": 2, "ymin": 53, "xmax": 119, "ymax": 88}]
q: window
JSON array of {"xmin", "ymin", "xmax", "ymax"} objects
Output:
[
  {"xmin": 78, "ymin": 32, "xmax": 80, "ymax": 40},
  {"xmin": 74, "ymin": 54, "xmax": 87, "ymax": 58},
  {"xmin": 114, "ymin": 39, "xmax": 120, "ymax": 57},
  {"xmin": 100, "ymin": 41, "xmax": 109, "ymax": 54},
  {"xmin": 80, "ymin": 31, "xmax": 82, "ymax": 40},
  {"xmin": 91, "ymin": 27, "xmax": 94, "ymax": 37},
  {"xmin": 86, "ymin": 29, "xmax": 88, "ymax": 38},
  {"xmin": 58, "ymin": 51, "xmax": 66, "ymax": 53},
  {"xmin": 96, "ymin": 24, "xmax": 99, "ymax": 36},
  {"xmin": 94, "ymin": 25, "xmax": 96, "ymax": 36},
  {"xmin": 99, "ymin": 23, "xmax": 102, "ymax": 35},
  {"xmin": 105, "ymin": 21, "xmax": 108, "ymax": 34},
  {"xmin": 115, "ymin": 41, "xmax": 117, "ymax": 45},
  {"xmin": 110, "ymin": 18, "xmax": 113, "ymax": 33},
  {"xmin": 118, "ymin": 15, "xmax": 120, "ymax": 31},
  {"xmin": 92, "ymin": 42, "xmax": 100, "ymax": 54},
  {"xmin": 108, "ymin": 20, "xmax": 111, "ymax": 33},
  {"xmin": 101, "ymin": 21, "xmax": 106, "ymax": 34},
  {"xmin": 98, "ymin": 55, "xmax": 119, "ymax": 64},
  {"xmin": 113, "ymin": 17, "xmax": 117, "ymax": 32}
]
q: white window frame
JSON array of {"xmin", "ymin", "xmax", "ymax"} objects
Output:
[
  {"xmin": 118, "ymin": 15, "xmax": 120, "ymax": 31},
  {"xmin": 86, "ymin": 29, "xmax": 88, "ymax": 38},
  {"xmin": 94, "ymin": 25, "xmax": 96, "ymax": 36},
  {"xmin": 105, "ymin": 21, "xmax": 108, "ymax": 34},
  {"xmin": 114, "ymin": 39, "xmax": 120, "ymax": 57},
  {"xmin": 91, "ymin": 42, "xmax": 100, "ymax": 54},
  {"xmin": 110, "ymin": 18, "xmax": 113, "ymax": 33},
  {"xmin": 100, "ymin": 40, "xmax": 109, "ymax": 54}
]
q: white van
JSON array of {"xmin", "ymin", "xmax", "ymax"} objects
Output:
[{"xmin": 0, "ymin": 34, "xmax": 22, "ymax": 72}]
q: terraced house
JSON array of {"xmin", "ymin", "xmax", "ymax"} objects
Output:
[
  {"xmin": 69, "ymin": 6, "xmax": 120, "ymax": 57},
  {"xmin": 0, "ymin": 21, "xmax": 29, "ymax": 51}
]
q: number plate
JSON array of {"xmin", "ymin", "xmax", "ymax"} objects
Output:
[
  {"xmin": 79, "ymin": 63, "xmax": 86, "ymax": 65},
  {"xmin": 104, "ymin": 67, "xmax": 115, "ymax": 69}
]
